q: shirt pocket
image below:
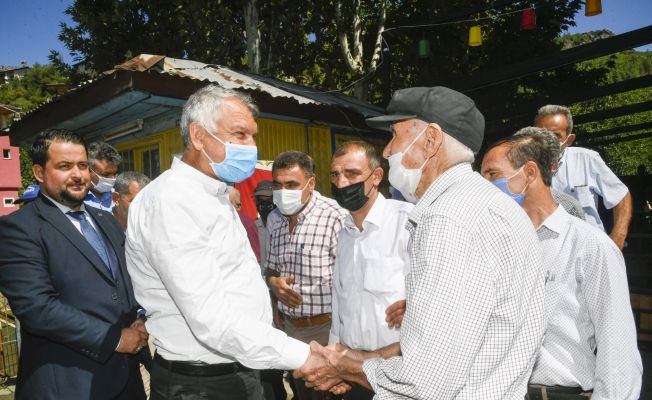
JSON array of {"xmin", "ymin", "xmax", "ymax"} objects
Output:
[
  {"xmin": 300, "ymin": 244, "xmax": 332, "ymax": 284},
  {"xmin": 362, "ymin": 255, "xmax": 406, "ymax": 298},
  {"xmin": 573, "ymin": 185, "xmax": 593, "ymax": 208}
]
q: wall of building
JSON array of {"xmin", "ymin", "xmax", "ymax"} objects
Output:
[
  {"xmin": 0, "ymin": 136, "xmax": 21, "ymax": 216},
  {"xmin": 112, "ymin": 117, "xmax": 335, "ymax": 196}
]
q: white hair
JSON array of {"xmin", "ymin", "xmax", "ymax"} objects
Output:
[
  {"xmin": 443, "ymin": 132, "xmax": 475, "ymax": 164},
  {"xmin": 179, "ymin": 85, "xmax": 258, "ymax": 147}
]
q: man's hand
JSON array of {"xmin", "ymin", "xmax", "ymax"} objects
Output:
[
  {"xmin": 130, "ymin": 318, "xmax": 147, "ymax": 333},
  {"xmin": 330, "ymin": 382, "xmax": 353, "ymax": 395},
  {"xmin": 385, "ymin": 299, "xmax": 406, "ymax": 328},
  {"xmin": 294, "ymin": 341, "xmax": 343, "ymax": 391},
  {"xmin": 268, "ymin": 275, "xmax": 303, "ymax": 308},
  {"xmin": 116, "ymin": 326, "xmax": 149, "ymax": 354}
]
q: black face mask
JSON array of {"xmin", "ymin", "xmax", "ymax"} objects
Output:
[
  {"xmin": 256, "ymin": 201, "xmax": 275, "ymax": 220},
  {"xmin": 332, "ymin": 177, "xmax": 374, "ymax": 212}
]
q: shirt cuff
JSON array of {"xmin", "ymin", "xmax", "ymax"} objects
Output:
[
  {"xmin": 362, "ymin": 357, "xmax": 383, "ymax": 393},
  {"xmin": 281, "ymin": 337, "xmax": 311, "ymax": 370}
]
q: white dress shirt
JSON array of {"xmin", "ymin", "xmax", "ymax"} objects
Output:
[
  {"xmin": 552, "ymin": 146, "xmax": 628, "ymax": 230},
  {"xmin": 362, "ymin": 164, "xmax": 546, "ymax": 400},
  {"xmin": 126, "ymin": 158, "xmax": 309, "ymax": 369},
  {"xmin": 329, "ymin": 194, "xmax": 412, "ymax": 351},
  {"xmin": 43, "ymin": 193, "xmax": 100, "ymax": 233},
  {"xmin": 531, "ymin": 205, "xmax": 642, "ymax": 399}
]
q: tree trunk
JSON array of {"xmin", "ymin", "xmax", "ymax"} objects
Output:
[
  {"xmin": 244, "ymin": 0, "xmax": 260, "ymax": 74},
  {"xmin": 354, "ymin": 78, "xmax": 369, "ymax": 101},
  {"xmin": 335, "ymin": 0, "xmax": 386, "ymax": 101}
]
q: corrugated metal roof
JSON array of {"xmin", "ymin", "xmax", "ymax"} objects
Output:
[{"xmin": 111, "ymin": 54, "xmax": 384, "ymax": 117}]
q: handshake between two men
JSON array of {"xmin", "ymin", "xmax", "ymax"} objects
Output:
[{"xmin": 294, "ymin": 341, "xmax": 402, "ymax": 396}]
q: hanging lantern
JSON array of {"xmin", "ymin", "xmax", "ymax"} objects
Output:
[
  {"xmin": 585, "ymin": 0, "xmax": 602, "ymax": 16},
  {"xmin": 468, "ymin": 25, "xmax": 482, "ymax": 47},
  {"xmin": 418, "ymin": 38, "xmax": 430, "ymax": 59},
  {"xmin": 521, "ymin": 8, "xmax": 537, "ymax": 31}
]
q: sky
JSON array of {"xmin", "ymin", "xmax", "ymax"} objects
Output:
[{"xmin": 0, "ymin": 0, "xmax": 650, "ymax": 68}]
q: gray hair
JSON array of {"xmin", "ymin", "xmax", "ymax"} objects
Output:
[
  {"xmin": 535, "ymin": 104, "xmax": 573, "ymax": 137},
  {"xmin": 505, "ymin": 126, "xmax": 561, "ymax": 186},
  {"xmin": 88, "ymin": 141, "xmax": 121, "ymax": 166},
  {"xmin": 180, "ymin": 85, "xmax": 258, "ymax": 147},
  {"xmin": 443, "ymin": 132, "xmax": 475, "ymax": 164},
  {"xmin": 114, "ymin": 171, "xmax": 151, "ymax": 195}
]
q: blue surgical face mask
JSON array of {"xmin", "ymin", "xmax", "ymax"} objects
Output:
[
  {"xmin": 201, "ymin": 129, "xmax": 258, "ymax": 183},
  {"xmin": 491, "ymin": 166, "xmax": 528, "ymax": 206}
]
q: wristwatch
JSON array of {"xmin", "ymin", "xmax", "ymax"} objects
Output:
[{"xmin": 136, "ymin": 308, "xmax": 147, "ymax": 322}]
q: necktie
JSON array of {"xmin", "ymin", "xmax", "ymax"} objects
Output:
[{"xmin": 67, "ymin": 211, "xmax": 115, "ymax": 278}]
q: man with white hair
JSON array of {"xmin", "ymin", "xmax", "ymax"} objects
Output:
[
  {"xmin": 296, "ymin": 87, "xmax": 546, "ymax": 400},
  {"xmin": 126, "ymin": 85, "xmax": 314, "ymax": 399},
  {"xmin": 534, "ymin": 105, "xmax": 632, "ymax": 249}
]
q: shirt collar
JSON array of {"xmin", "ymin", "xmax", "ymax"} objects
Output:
[
  {"xmin": 172, "ymin": 157, "xmax": 229, "ymax": 196},
  {"xmin": 408, "ymin": 163, "xmax": 473, "ymax": 227},
  {"xmin": 295, "ymin": 192, "xmax": 318, "ymax": 222},
  {"xmin": 344, "ymin": 193, "xmax": 386, "ymax": 233},
  {"xmin": 42, "ymin": 193, "xmax": 90, "ymax": 216},
  {"xmin": 537, "ymin": 204, "xmax": 568, "ymax": 235}
]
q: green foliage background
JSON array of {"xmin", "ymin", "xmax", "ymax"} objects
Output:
[
  {"xmin": 564, "ymin": 30, "xmax": 652, "ymax": 176},
  {"xmin": 0, "ymin": 64, "xmax": 69, "ymax": 191}
]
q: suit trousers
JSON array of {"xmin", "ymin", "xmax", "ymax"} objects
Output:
[{"xmin": 149, "ymin": 359, "xmax": 264, "ymax": 400}]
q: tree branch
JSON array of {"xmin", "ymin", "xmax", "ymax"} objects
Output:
[
  {"xmin": 336, "ymin": 1, "xmax": 361, "ymax": 74},
  {"xmin": 368, "ymin": 1, "xmax": 386, "ymax": 72},
  {"xmin": 244, "ymin": 0, "xmax": 261, "ymax": 74}
]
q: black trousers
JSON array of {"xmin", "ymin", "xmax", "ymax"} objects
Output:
[
  {"xmin": 342, "ymin": 384, "xmax": 374, "ymax": 400},
  {"xmin": 114, "ymin": 357, "xmax": 147, "ymax": 400},
  {"xmin": 149, "ymin": 359, "xmax": 264, "ymax": 400}
]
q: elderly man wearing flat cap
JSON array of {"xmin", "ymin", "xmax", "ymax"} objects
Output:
[{"xmin": 295, "ymin": 87, "xmax": 546, "ymax": 400}]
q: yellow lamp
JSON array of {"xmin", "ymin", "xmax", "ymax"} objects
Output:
[
  {"xmin": 469, "ymin": 25, "xmax": 482, "ymax": 47},
  {"xmin": 585, "ymin": 0, "xmax": 602, "ymax": 16}
]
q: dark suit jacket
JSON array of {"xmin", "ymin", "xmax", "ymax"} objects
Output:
[{"xmin": 0, "ymin": 195, "xmax": 144, "ymax": 399}]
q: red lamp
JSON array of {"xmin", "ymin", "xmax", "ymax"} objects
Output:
[{"xmin": 521, "ymin": 8, "xmax": 536, "ymax": 31}]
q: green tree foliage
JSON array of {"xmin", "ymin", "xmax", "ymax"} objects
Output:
[
  {"xmin": 57, "ymin": 0, "xmax": 592, "ymax": 105},
  {"xmin": 565, "ymin": 31, "xmax": 652, "ymax": 176},
  {"xmin": 0, "ymin": 63, "xmax": 69, "ymax": 188}
]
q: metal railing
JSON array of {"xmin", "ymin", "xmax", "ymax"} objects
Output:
[{"xmin": 0, "ymin": 296, "xmax": 18, "ymax": 379}]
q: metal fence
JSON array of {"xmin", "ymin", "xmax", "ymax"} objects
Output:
[{"xmin": 0, "ymin": 296, "xmax": 18, "ymax": 379}]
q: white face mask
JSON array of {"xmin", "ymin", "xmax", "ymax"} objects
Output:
[
  {"xmin": 387, "ymin": 126, "xmax": 429, "ymax": 204},
  {"xmin": 273, "ymin": 179, "xmax": 311, "ymax": 216},
  {"xmin": 91, "ymin": 170, "xmax": 116, "ymax": 193}
]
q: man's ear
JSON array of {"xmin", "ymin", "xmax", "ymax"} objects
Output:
[
  {"xmin": 187, "ymin": 122, "xmax": 206, "ymax": 151},
  {"xmin": 112, "ymin": 191, "xmax": 120, "ymax": 206},
  {"xmin": 524, "ymin": 160, "xmax": 539, "ymax": 185},
  {"xmin": 566, "ymin": 133, "xmax": 576, "ymax": 147},
  {"xmin": 32, "ymin": 164, "xmax": 45, "ymax": 183},
  {"xmin": 423, "ymin": 123, "xmax": 443, "ymax": 157},
  {"xmin": 372, "ymin": 167, "xmax": 384, "ymax": 186}
]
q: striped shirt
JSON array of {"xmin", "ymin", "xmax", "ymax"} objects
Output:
[
  {"xmin": 362, "ymin": 163, "xmax": 546, "ymax": 399},
  {"xmin": 267, "ymin": 193, "xmax": 347, "ymax": 317}
]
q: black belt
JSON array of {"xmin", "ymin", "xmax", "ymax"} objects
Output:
[
  {"xmin": 154, "ymin": 353, "xmax": 252, "ymax": 377},
  {"xmin": 527, "ymin": 385, "xmax": 592, "ymax": 400}
]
